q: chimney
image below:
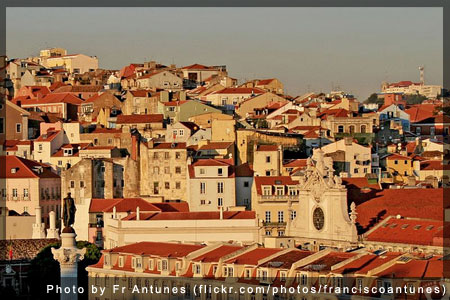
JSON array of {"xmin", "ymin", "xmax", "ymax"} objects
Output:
[
  {"xmin": 131, "ymin": 135, "xmax": 138, "ymax": 161},
  {"xmin": 35, "ymin": 206, "xmax": 42, "ymax": 224},
  {"xmin": 113, "ymin": 206, "xmax": 117, "ymax": 219},
  {"xmin": 136, "ymin": 206, "xmax": 140, "ymax": 220}
]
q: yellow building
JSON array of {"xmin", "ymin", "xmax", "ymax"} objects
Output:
[
  {"xmin": 385, "ymin": 153, "xmax": 415, "ymax": 183},
  {"xmin": 42, "ymin": 53, "xmax": 98, "ymax": 74}
]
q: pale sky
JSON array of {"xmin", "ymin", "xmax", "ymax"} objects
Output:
[{"xmin": 6, "ymin": 7, "xmax": 443, "ymax": 99}]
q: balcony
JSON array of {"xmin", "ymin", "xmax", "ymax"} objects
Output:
[
  {"xmin": 6, "ymin": 195, "xmax": 31, "ymax": 202},
  {"xmin": 263, "ymin": 222, "xmax": 287, "ymax": 227},
  {"xmin": 257, "ymin": 194, "xmax": 298, "ymax": 203}
]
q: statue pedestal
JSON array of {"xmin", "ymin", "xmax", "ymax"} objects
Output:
[
  {"xmin": 52, "ymin": 229, "xmax": 86, "ymax": 300},
  {"xmin": 32, "ymin": 223, "xmax": 46, "ymax": 239}
]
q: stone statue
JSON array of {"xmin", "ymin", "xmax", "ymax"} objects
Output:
[{"xmin": 63, "ymin": 192, "xmax": 76, "ymax": 228}]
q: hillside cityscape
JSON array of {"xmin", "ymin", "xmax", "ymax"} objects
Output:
[{"xmin": 0, "ymin": 47, "xmax": 448, "ymax": 299}]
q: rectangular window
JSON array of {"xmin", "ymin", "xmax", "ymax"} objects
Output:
[
  {"xmin": 218, "ymin": 198, "xmax": 223, "ymax": 206},
  {"xmin": 165, "ymin": 182, "xmax": 170, "ymax": 189},
  {"xmin": 80, "ymin": 181, "xmax": 84, "ymax": 188},
  {"xmin": 176, "ymin": 182, "xmax": 181, "ymax": 189},
  {"xmin": 39, "ymin": 144, "xmax": 43, "ymax": 151},
  {"xmin": 200, "ymin": 182, "xmax": 206, "ymax": 194},
  {"xmin": 164, "ymin": 152, "xmax": 170, "ymax": 159},
  {"xmin": 12, "ymin": 189, "xmax": 18, "ymax": 197},
  {"xmin": 266, "ymin": 156, "xmax": 271, "ymax": 163},
  {"xmin": 217, "ymin": 182, "xmax": 224, "ymax": 193},
  {"xmin": 179, "ymin": 129, "xmax": 184, "ymax": 136},
  {"xmin": 278, "ymin": 211, "xmax": 284, "ymax": 223},
  {"xmin": 0, "ymin": 118, "xmax": 4, "ymax": 133},
  {"xmin": 265, "ymin": 211, "xmax": 271, "ymax": 223},
  {"xmin": 70, "ymin": 181, "xmax": 75, "ymax": 188},
  {"xmin": 16, "ymin": 123, "xmax": 21, "ymax": 133},
  {"xmin": 262, "ymin": 186, "xmax": 271, "ymax": 196},
  {"xmin": 291, "ymin": 210, "xmax": 297, "ymax": 220},
  {"xmin": 175, "ymin": 167, "xmax": 181, "ymax": 174},
  {"xmin": 164, "ymin": 167, "xmax": 170, "ymax": 174},
  {"xmin": 175, "ymin": 152, "xmax": 181, "ymax": 159},
  {"xmin": 244, "ymin": 181, "xmax": 249, "ymax": 188},
  {"xmin": 200, "ymin": 168, "xmax": 205, "ymax": 174},
  {"xmin": 218, "ymin": 168, "xmax": 223, "ymax": 176},
  {"xmin": 153, "ymin": 152, "xmax": 159, "ymax": 159}
]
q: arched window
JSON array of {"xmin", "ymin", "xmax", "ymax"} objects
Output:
[
  {"xmin": 349, "ymin": 125, "xmax": 355, "ymax": 134},
  {"xmin": 361, "ymin": 125, "xmax": 367, "ymax": 133}
]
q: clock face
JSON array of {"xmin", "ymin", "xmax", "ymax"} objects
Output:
[{"xmin": 313, "ymin": 207, "xmax": 325, "ymax": 231}]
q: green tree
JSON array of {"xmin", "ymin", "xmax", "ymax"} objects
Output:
[
  {"xmin": 28, "ymin": 241, "xmax": 101, "ymax": 300},
  {"xmin": 364, "ymin": 93, "xmax": 383, "ymax": 105},
  {"xmin": 403, "ymin": 94, "xmax": 427, "ymax": 105}
]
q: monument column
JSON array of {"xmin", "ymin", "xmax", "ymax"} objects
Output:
[
  {"xmin": 32, "ymin": 206, "xmax": 46, "ymax": 239},
  {"xmin": 52, "ymin": 193, "xmax": 85, "ymax": 300}
]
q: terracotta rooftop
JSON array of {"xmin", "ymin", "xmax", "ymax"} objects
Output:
[
  {"xmin": 192, "ymin": 245, "xmax": 244, "ymax": 263},
  {"xmin": 122, "ymin": 210, "xmax": 256, "ymax": 221},
  {"xmin": 89, "ymin": 198, "xmax": 162, "ymax": 213},
  {"xmin": 366, "ymin": 216, "xmax": 446, "ymax": 246},
  {"xmin": 256, "ymin": 145, "xmax": 278, "ymax": 151},
  {"xmin": 103, "ymin": 241, "xmax": 204, "ymax": 258},
  {"xmin": 225, "ymin": 248, "xmax": 282, "ymax": 265},
  {"xmin": 116, "ymin": 114, "xmax": 163, "ymax": 124},
  {"xmin": 0, "ymin": 156, "xmax": 60, "ymax": 179}
]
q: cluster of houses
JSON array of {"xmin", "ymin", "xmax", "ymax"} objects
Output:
[{"xmin": 0, "ymin": 48, "xmax": 448, "ymax": 297}]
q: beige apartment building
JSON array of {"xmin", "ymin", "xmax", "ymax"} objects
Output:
[
  {"xmin": 252, "ymin": 144, "xmax": 282, "ymax": 176},
  {"xmin": 1, "ymin": 156, "xmax": 61, "ymax": 226},
  {"xmin": 139, "ymin": 141, "xmax": 189, "ymax": 201},
  {"xmin": 320, "ymin": 138, "xmax": 372, "ymax": 178},
  {"xmin": 136, "ymin": 70, "xmax": 183, "ymax": 91},
  {"xmin": 0, "ymin": 100, "xmax": 30, "ymax": 142},
  {"xmin": 187, "ymin": 158, "xmax": 236, "ymax": 211},
  {"xmin": 42, "ymin": 53, "xmax": 98, "ymax": 74}
]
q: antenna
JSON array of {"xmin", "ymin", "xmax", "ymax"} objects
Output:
[{"xmin": 419, "ymin": 66, "xmax": 425, "ymax": 85}]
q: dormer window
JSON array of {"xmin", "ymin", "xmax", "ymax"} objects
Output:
[
  {"xmin": 118, "ymin": 256, "xmax": 124, "ymax": 268},
  {"xmin": 218, "ymin": 168, "xmax": 223, "ymax": 176},
  {"xmin": 275, "ymin": 186, "xmax": 284, "ymax": 196},
  {"xmin": 11, "ymin": 168, "xmax": 17, "ymax": 174},
  {"xmin": 104, "ymin": 254, "xmax": 111, "ymax": 266},
  {"xmin": 262, "ymin": 186, "xmax": 272, "ymax": 196},
  {"xmin": 280, "ymin": 271, "xmax": 287, "ymax": 281},
  {"xmin": 148, "ymin": 258, "xmax": 154, "ymax": 270},
  {"xmin": 245, "ymin": 269, "xmax": 252, "ymax": 279},
  {"xmin": 194, "ymin": 264, "xmax": 201, "ymax": 275}
]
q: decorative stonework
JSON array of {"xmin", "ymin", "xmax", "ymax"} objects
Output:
[
  {"xmin": 289, "ymin": 148, "xmax": 358, "ymax": 249},
  {"xmin": 52, "ymin": 247, "xmax": 86, "ymax": 266}
]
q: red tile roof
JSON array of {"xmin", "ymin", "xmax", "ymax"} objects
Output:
[
  {"xmin": 122, "ymin": 210, "xmax": 256, "ymax": 221},
  {"xmin": 235, "ymin": 163, "xmax": 254, "ymax": 177},
  {"xmin": 91, "ymin": 128, "xmax": 122, "ymax": 134},
  {"xmin": 353, "ymin": 188, "xmax": 446, "ymax": 233},
  {"xmin": 256, "ymin": 145, "xmax": 278, "ymax": 151},
  {"xmin": 89, "ymin": 198, "xmax": 162, "ymax": 213},
  {"xmin": 151, "ymin": 202, "xmax": 190, "ymax": 212},
  {"xmin": 192, "ymin": 245, "xmax": 244, "ymax": 263},
  {"xmin": 405, "ymin": 104, "xmax": 438, "ymax": 123},
  {"xmin": 104, "ymin": 241, "xmax": 204, "ymax": 258},
  {"xmin": 259, "ymin": 249, "xmax": 314, "ymax": 269},
  {"xmin": 192, "ymin": 158, "xmax": 234, "ymax": 167},
  {"xmin": 421, "ymin": 160, "xmax": 450, "ymax": 171},
  {"xmin": 254, "ymin": 176, "xmax": 299, "ymax": 195},
  {"xmin": 0, "ymin": 156, "xmax": 60, "ymax": 179},
  {"xmin": 116, "ymin": 114, "xmax": 163, "ymax": 124},
  {"xmin": 225, "ymin": 248, "xmax": 282, "ymax": 265},
  {"xmin": 181, "ymin": 63, "xmax": 213, "ymax": 70},
  {"xmin": 298, "ymin": 252, "xmax": 356, "ymax": 271},
  {"xmin": 257, "ymin": 79, "xmax": 275, "ymax": 85},
  {"xmin": 198, "ymin": 142, "xmax": 233, "ymax": 150},
  {"xmin": 366, "ymin": 217, "xmax": 446, "ymax": 246},
  {"xmin": 17, "ymin": 93, "xmax": 83, "ymax": 106},
  {"xmin": 35, "ymin": 130, "xmax": 61, "ymax": 142},
  {"xmin": 332, "ymin": 253, "xmax": 401, "ymax": 275},
  {"xmin": 318, "ymin": 108, "xmax": 349, "ymax": 120},
  {"xmin": 283, "ymin": 159, "xmax": 308, "ymax": 168}
]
